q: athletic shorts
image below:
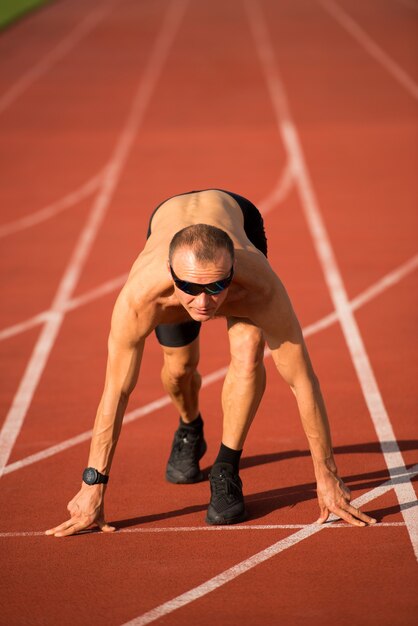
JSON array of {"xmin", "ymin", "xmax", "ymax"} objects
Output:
[{"xmin": 147, "ymin": 189, "xmax": 268, "ymax": 348}]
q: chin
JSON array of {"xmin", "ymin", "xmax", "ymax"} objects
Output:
[{"xmin": 190, "ymin": 309, "xmax": 215, "ymax": 321}]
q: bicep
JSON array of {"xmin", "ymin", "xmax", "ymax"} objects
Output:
[
  {"xmin": 104, "ymin": 292, "xmax": 148, "ymax": 397},
  {"xmin": 105, "ymin": 335, "xmax": 144, "ymax": 397},
  {"xmin": 256, "ymin": 281, "xmax": 314, "ymax": 388}
]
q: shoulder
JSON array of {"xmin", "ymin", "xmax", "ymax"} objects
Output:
[
  {"xmin": 110, "ymin": 267, "xmax": 168, "ymax": 344},
  {"xmin": 251, "ymin": 273, "xmax": 303, "ymax": 348},
  {"xmin": 234, "ymin": 251, "xmax": 300, "ymax": 328},
  {"xmin": 234, "ymin": 249, "xmax": 277, "ymax": 297}
]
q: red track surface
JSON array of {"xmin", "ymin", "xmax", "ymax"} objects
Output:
[{"xmin": 0, "ymin": 1, "xmax": 417, "ymax": 624}]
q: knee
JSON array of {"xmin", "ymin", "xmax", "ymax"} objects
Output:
[
  {"xmin": 229, "ymin": 326, "xmax": 265, "ymax": 376},
  {"xmin": 162, "ymin": 352, "xmax": 199, "ymax": 386}
]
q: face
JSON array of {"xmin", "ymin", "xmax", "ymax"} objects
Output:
[{"xmin": 169, "ymin": 248, "xmax": 233, "ymax": 321}]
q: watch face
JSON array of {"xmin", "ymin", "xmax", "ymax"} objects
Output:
[{"xmin": 83, "ymin": 467, "xmax": 97, "ymax": 485}]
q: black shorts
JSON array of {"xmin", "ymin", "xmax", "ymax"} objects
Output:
[{"xmin": 148, "ymin": 189, "xmax": 268, "ymax": 348}]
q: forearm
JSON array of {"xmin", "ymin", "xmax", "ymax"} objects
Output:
[
  {"xmin": 267, "ymin": 319, "xmax": 376, "ymax": 525},
  {"xmin": 293, "ymin": 375, "xmax": 337, "ymax": 477},
  {"xmin": 85, "ymin": 321, "xmax": 144, "ymax": 474},
  {"xmin": 87, "ymin": 391, "xmax": 129, "ymax": 474}
]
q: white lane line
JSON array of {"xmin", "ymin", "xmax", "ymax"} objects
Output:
[
  {"xmin": 0, "ymin": 154, "xmax": 291, "ymax": 241},
  {"xmin": 0, "ymin": 141, "xmax": 291, "ymax": 242},
  {"xmin": 0, "ymin": 169, "xmax": 105, "ymax": 239},
  {"xmin": 64, "ymin": 273, "xmax": 129, "ymax": 312},
  {"xmin": 0, "ymin": 522, "xmax": 408, "ymax": 539},
  {"xmin": 0, "ymin": 273, "xmax": 129, "ymax": 342},
  {"xmin": 0, "ymin": 240, "xmax": 416, "ymax": 347},
  {"xmin": 121, "ymin": 465, "xmax": 418, "ymax": 626},
  {"xmin": 0, "ymin": 0, "xmax": 189, "ymax": 479},
  {"xmin": 320, "ymin": 0, "xmax": 418, "ymax": 101},
  {"xmin": 0, "ymin": 155, "xmax": 292, "ymax": 350},
  {"xmin": 0, "ymin": 311, "xmax": 54, "ymax": 343},
  {"xmin": 3, "ymin": 253, "xmax": 417, "ymax": 477},
  {"xmin": 350, "ymin": 254, "xmax": 418, "ymax": 311},
  {"xmin": 0, "ymin": 157, "xmax": 295, "ymax": 337},
  {"xmin": 246, "ymin": 0, "xmax": 418, "ymax": 559},
  {"xmin": 0, "ymin": 1, "xmax": 116, "ymax": 115},
  {"xmin": 258, "ymin": 160, "xmax": 295, "ymax": 215}
]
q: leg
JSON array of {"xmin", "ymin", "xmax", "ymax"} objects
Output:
[
  {"xmin": 160, "ymin": 335, "xmax": 207, "ymax": 483},
  {"xmin": 221, "ymin": 317, "xmax": 266, "ymax": 449},
  {"xmin": 160, "ymin": 336, "xmax": 201, "ymax": 423},
  {"xmin": 206, "ymin": 319, "xmax": 265, "ymax": 525}
]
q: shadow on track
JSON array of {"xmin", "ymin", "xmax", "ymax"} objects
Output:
[
  {"xmin": 109, "ymin": 439, "xmax": 417, "ymax": 529},
  {"xmin": 237, "ymin": 439, "xmax": 418, "ymax": 472}
]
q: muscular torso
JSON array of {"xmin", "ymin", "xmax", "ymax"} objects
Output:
[{"xmin": 116, "ymin": 190, "xmax": 285, "ymax": 340}]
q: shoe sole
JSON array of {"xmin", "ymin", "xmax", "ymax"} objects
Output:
[
  {"xmin": 165, "ymin": 469, "xmax": 205, "ymax": 484},
  {"xmin": 205, "ymin": 509, "xmax": 247, "ymax": 525},
  {"xmin": 165, "ymin": 439, "xmax": 207, "ymax": 484}
]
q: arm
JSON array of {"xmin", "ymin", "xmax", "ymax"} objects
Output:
[
  {"xmin": 259, "ymin": 278, "xmax": 376, "ymax": 527},
  {"xmin": 46, "ymin": 288, "xmax": 148, "ymax": 537}
]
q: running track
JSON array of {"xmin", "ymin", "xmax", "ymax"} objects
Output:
[{"xmin": 0, "ymin": 0, "xmax": 417, "ymax": 624}]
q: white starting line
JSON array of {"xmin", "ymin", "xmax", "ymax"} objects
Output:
[{"xmin": 0, "ymin": 521, "xmax": 407, "ymax": 539}]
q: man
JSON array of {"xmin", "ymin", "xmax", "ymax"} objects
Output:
[{"xmin": 46, "ymin": 189, "xmax": 376, "ymax": 537}]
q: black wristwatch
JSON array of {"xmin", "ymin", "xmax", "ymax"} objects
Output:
[{"xmin": 82, "ymin": 467, "xmax": 109, "ymax": 485}]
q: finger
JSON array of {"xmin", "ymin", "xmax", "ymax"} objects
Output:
[
  {"xmin": 345, "ymin": 504, "xmax": 377, "ymax": 525},
  {"xmin": 98, "ymin": 522, "xmax": 116, "ymax": 533},
  {"xmin": 333, "ymin": 506, "xmax": 367, "ymax": 527},
  {"xmin": 45, "ymin": 517, "xmax": 79, "ymax": 535},
  {"xmin": 96, "ymin": 513, "xmax": 116, "ymax": 533},
  {"xmin": 54, "ymin": 520, "xmax": 88, "ymax": 538}
]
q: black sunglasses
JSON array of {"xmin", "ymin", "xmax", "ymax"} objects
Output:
[{"xmin": 170, "ymin": 265, "xmax": 234, "ymax": 295}]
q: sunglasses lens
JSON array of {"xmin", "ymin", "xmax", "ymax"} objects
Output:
[
  {"xmin": 177, "ymin": 281, "xmax": 224, "ymax": 295},
  {"xmin": 204, "ymin": 282, "xmax": 225, "ymax": 295},
  {"xmin": 171, "ymin": 266, "xmax": 233, "ymax": 295},
  {"xmin": 183, "ymin": 283, "xmax": 203, "ymax": 296}
]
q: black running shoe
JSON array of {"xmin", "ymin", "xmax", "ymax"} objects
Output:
[
  {"xmin": 165, "ymin": 426, "xmax": 207, "ymax": 484},
  {"xmin": 206, "ymin": 462, "xmax": 246, "ymax": 525}
]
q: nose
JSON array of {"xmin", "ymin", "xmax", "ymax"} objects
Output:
[{"xmin": 194, "ymin": 292, "xmax": 211, "ymax": 307}]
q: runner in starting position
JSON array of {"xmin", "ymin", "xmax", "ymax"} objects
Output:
[{"xmin": 46, "ymin": 189, "xmax": 376, "ymax": 536}]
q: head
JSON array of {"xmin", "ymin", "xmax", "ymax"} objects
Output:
[{"xmin": 168, "ymin": 224, "xmax": 235, "ymax": 321}]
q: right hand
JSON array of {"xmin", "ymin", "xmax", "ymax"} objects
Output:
[
  {"xmin": 316, "ymin": 469, "xmax": 376, "ymax": 527},
  {"xmin": 45, "ymin": 485, "xmax": 116, "ymax": 537}
]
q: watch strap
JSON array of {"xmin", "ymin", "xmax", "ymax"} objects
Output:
[
  {"xmin": 95, "ymin": 470, "xmax": 109, "ymax": 484},
  {"xmin": 82, "ymin": 467, "xmax": 109, "ymax": 485}
]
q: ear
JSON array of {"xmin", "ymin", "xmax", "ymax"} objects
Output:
[{"xmin": 166, "ymin": 259, "xmax": 172, "ymax": 278}]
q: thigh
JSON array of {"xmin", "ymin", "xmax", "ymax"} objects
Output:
[{"xmin": 161, "ymin": 333, "xmax": 200, "ymax": 375}]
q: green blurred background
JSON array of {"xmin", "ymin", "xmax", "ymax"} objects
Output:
[{"xmin": 0, "ymin": 0, "xmax": 50, "ymax": 29}]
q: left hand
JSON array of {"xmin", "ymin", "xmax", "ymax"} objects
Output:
[
  {"xmin": 316, "ymin": 471, "xmax": 377, "ymax": 527},
  {"xmin": 45, "ymin": 484, "xmax": 115, "ymax": 538}
]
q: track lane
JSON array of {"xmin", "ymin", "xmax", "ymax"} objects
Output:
[
  {"xmin": 0, "ymin": 0, "xmax": 416, "ymax": 624},
  {"xmin": 323, "ymin": 0, "xmax": 418, "ymax": 87},
  {"xmin": 247, "ymin": 0, "xmax": 418, "ymax": 556},
  {"xmin": 0, "ymin": 0, "xmax": 190, "ymax": 473}
]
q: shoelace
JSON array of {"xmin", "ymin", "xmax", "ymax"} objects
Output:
[
  {"xmin": 211, "ymin": 470, "xmax": 242, "ymax": 498},
  {"xmin": 173, "ymin": 429, "xmax": 200, "ymax": 458}
]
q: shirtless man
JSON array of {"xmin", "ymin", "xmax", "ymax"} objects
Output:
[{"xmin": 46, "ymin": 189, "xmax": 376, "ymax": 537}]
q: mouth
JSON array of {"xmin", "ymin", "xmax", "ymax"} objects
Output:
[{"xmin": 193, "ymin": 308, "xmax": 213, "ymax": 317}]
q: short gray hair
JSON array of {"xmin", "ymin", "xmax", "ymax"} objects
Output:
[{"xmin": 169, "ymin": 223, "xmax": 234, "ymax": 265}]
